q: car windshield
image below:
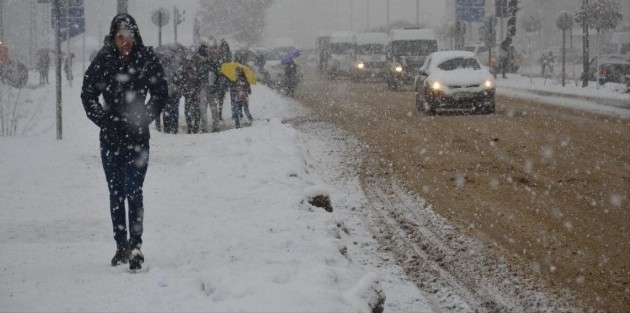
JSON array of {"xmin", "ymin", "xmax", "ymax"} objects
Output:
[
  {"xmin": 392, "ymin": 40, "xmax": 437, "ymax": 56},
  {"xmin": 436, "ymin": 57, "xmax": 481, "ymax": 71},
  {"xmin": 330, "ymin": 42, "xmax": 354, "ymax": 55},
  {"xmin": 356, "ymin": 44, "xmax": 384, "ymax": 55}
]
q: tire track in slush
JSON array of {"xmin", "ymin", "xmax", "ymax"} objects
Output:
[{"xmin": 359, "ymin": 153, "xmax": 578, "ymax": 312}]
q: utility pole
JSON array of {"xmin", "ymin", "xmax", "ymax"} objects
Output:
[
  {"xmin": 30, "ymin": 1, "xmax": 35, "ymax": 68},
  {"xmin": 173, "ymin": 6, "xmax": 185, "ymax": 43},
  {"xmin": 117, "ymin": 0, "xmax": 128, "ymax": 14},
  {"xmin": 65, "ymin": 0, "xmax": 71, "ymax": 72},
  {"xmin": 350, "ymin": 0, "xmax": 353, "ymax": 31},
  {"xmin": 159, "ymin": 12, "xmax": 162, "ymax": 46},
  {"xmin": 416, "ymin": 0, "xmax": 420, "ymax": 27},
  {"xmin": 366, "ymin": 0, "xmax": 370, "ymax": 30},
  {"xmin": 53, "ymin": 0, "xmax": 62, "ymax": 140},
  {"xmin": 582, "ymin": 0, "xmax": 589, "ymax": 87},
  {"xmin": 387, "ymin": 0, "xmax": 390, "ymax": 29},
  {"xmin": 0, "ymin": 0, "xmax": 4, "ymax": 41}
]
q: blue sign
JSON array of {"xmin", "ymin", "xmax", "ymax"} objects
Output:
[
  {"xmin": 456, "ymin": 0, "xmax": 485, "ymax": 23},
  {"xmin": 51, "ymin": 0, "xmax": 85, "ymax": 40}
]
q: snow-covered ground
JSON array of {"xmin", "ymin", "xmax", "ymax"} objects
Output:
[
  {"xmin": 502, "ymin": 64, "xmax": 629, "ymax": 118},
  {"xmin": 0, "ymin": 66, "xmax": 627, "ymax": 312},
  {"xmin": 0, "ymin": 71, "xmax": 428, "ymax": 312}
]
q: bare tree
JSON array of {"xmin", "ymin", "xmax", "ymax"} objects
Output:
[{"xmin": 197, "ymin": 0, "xmax": 273, "ymax": 46}]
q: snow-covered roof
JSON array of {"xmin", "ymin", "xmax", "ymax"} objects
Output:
[
  {"xmin": 330, "ymin": 30, "xmax": 356, "ymax": 43},
  {"xmin": 389, "ymin": 29, "xmax": 436, "ymax": 41},
  {"xmin": 354, "ymin": 32, "xmax": 388, "ymax": 45}
]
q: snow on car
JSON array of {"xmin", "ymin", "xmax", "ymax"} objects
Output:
[
  {"xmin": 350, "ymin": 32, "xmax": 388, "ymax": 81},
  {"xmin": 414, "ymin": 50, "xmax": 495, "ymax": 115}
]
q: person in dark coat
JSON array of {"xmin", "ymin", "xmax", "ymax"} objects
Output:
[
  {"xmin": 202, "ymin": 45, "xmax": 223, "ymax": 132},
  {"xmin": 229, "ymin": 67, "xmax": 252, "ymax": 128},
  {"xmin": 498, "ymin": 38, "xmax": 511, "ymax": 79},
  {"xmin": 219, "ymin": 38, "xmax": 232, "ymax": 63},
  {"xmin": 64, "ymin": 53, "xmax": 74, "ymax": 86},
  {"xmin": 37, "ymin": 51, "xmax": 50, "ymax": 85},
  {"xmin": 80, "ymin": 13, "xmax": 168, "ymax": 270},
  {"xmin": 181, "ymin": 46, "xmax": 211, "ymax": 134},
  {"xmin": 217, "ymin": 39, "xmax": 232, "ymax": 120},
  {"xmin": 158, "ymin": 52, "xmax": 182, "ymax": 134},
  {"xmin": 283, "ymin": 58, "xmax": 298, "ymax": 96}
]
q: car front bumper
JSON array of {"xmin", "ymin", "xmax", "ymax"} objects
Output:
[{"xmin": 427, "ymin": 89, "xmax": 495, "ymax": 108}]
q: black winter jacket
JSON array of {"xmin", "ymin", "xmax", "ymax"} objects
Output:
[{"xmin": 81, "ymin": 14, "xmax": 167, "ymax": 145}]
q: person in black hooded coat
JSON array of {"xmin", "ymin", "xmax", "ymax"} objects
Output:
[{"xmin": 81, "ymin": 13, "xmax": 168, "ymax": 270}]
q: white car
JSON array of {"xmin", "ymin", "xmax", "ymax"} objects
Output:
[{"xmin": 414, "ymin": 51, "xmax": 495, "ymax": 115}]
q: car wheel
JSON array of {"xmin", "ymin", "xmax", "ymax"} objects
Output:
[
  {"xmin": 484, "ymin": 97, "xmax": 496, "ymax": 114},
  {"xmin": 415, "ymin": 92, "xmax": 423, "ymax": 112},
  {"xmin": 395, "ymin": 79, "xmax": 401, "ymax": 90},
  {"xmin": 388, "ymin": 78, "xmax": 397, "ymax": 90},
  {"xmin": 423, "ymin": 98, "xmax": 436, "ymax": 115}
]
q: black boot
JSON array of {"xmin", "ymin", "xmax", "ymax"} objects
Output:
[
  {"xmin": 129, "ymin": 248, "xmax": 144, "ymax": 270},
  {"xmin": 111, "ymin": 248, "xmax": 129, "ymax": 266}
]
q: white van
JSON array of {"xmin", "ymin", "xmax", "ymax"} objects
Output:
[
  {"xmin": 385, "ymin": 28, "xmax": 438, "ymax": 90},
  {"xmin": 351, "ymin": 32, "xmax": 388, "ymax": 81},
  {"xmin": 327, "ymin": 30, "xmax": 356, "ymax": 78}
]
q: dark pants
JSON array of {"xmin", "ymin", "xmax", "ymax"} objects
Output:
[
  {"xmin": 285, "ymin": 75, "xmax": 297, "ymax": 96},
  {"xmin": 184, "ymin": 95, "xmax": 201, "ymax": 133},
  {"xmin": 231, "ymin": 97, "xmax": 252, "ymax": 128},
  {"xmin": 100, "ymin": 140, "xmax": 149, "ymax": 250},
  {"xmin": 164, "ymin": 97, "xmax": 180, "ymax": 134},
  {"xmin": 217, "ymin": 88, "xmax": 227, "ymax": 120},
  {"xmin": 155, "ymin": 113, "xmax": 162, "ymax": 131},
  {"xmin": 39, "ymin": 69, "xmax": 49, "ymax": 85}
]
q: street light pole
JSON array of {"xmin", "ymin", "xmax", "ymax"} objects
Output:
[
  {"xmin": 117, "ymin": 0, "xmax": 128, "ymax": 14},
  {"xmin": 366, "ymin": 0, "xmax": 370, "ymax": 30},
  {"xmin": 416, "ymin": 0, "xmax": 420, "ymax": 27},
  {"xmin": 387, "ymin": 0, "xmax": 390, "ymax": 29},
  {"xmin": 0, "ymin": 0, "xmax": 4, "ymax": 41},
  {"xmin": 350, "ymin": 0, "xmax": 353, "ymax": 31},
  {"xmin": 53, "ymin": 0, "xmax": 62, "ymax": 140}
]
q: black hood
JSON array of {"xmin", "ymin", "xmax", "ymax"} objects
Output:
[{"xmin": 108, "ymin": 13, "xmax": 144, "ymax": 47}]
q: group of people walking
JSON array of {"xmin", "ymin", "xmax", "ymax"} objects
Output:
[
  {"xmin": 36, "ymin": 51, "xmax": 74, "ymax": 86},
  {"xmin": 80, "ymin": 13, "xmax": 254, "ymax": 271},
  {"xmin": 155, "ymin": 38, "xmax": 253, "ymax": 134}
]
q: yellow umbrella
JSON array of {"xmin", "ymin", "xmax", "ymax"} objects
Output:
[{"xmin": 220, "ymin": 62, "xmax": 257, "ymax": 85}]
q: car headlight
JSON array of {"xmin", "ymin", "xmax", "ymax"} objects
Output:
[
  {"xmin": 357, "ymin": 62, "xmax": 365, "ymax": 69},
  {"xmin": 431, "ymin": 81, "xmax": 442, "ymax": 91},
  {"xmin": 395, "ymin": 65, "xmax": 403, "ymax": 73},
  {"xmin": 484, "ymin": 79, "xmax": 494, "ymax": 89}
]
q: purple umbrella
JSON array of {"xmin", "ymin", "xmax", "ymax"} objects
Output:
[{"xmin": 281, "ymin": 48, "xmax": 301, "ymax": 65}]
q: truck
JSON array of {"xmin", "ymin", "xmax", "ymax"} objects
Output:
[
  {"xmin": 350, "ymin": 32, "xmax": 388, "ymax": 81},
  {"xmin": 315, "ymin": 32, "xmax": 331, "ymax": 74},
  {"xmin": 327, "ymin": 30, "xmax": 356, "ymax": 78},
  {"xmin": 385, "ymin": 28, "xmax": 438, "ymax": 90}
]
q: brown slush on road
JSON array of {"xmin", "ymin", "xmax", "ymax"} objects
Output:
[{"xmin": 294, "ymin": 66, "xmax": 629, "ymax": 312}]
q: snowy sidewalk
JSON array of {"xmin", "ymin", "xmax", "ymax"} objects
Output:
[
  {"xmin": 494, "ymin": 73, "xmax": 629, "ymax": 117},
  {"xmin": 0, "ymin": 75, "xmax": 428, "ymax": 312}
]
